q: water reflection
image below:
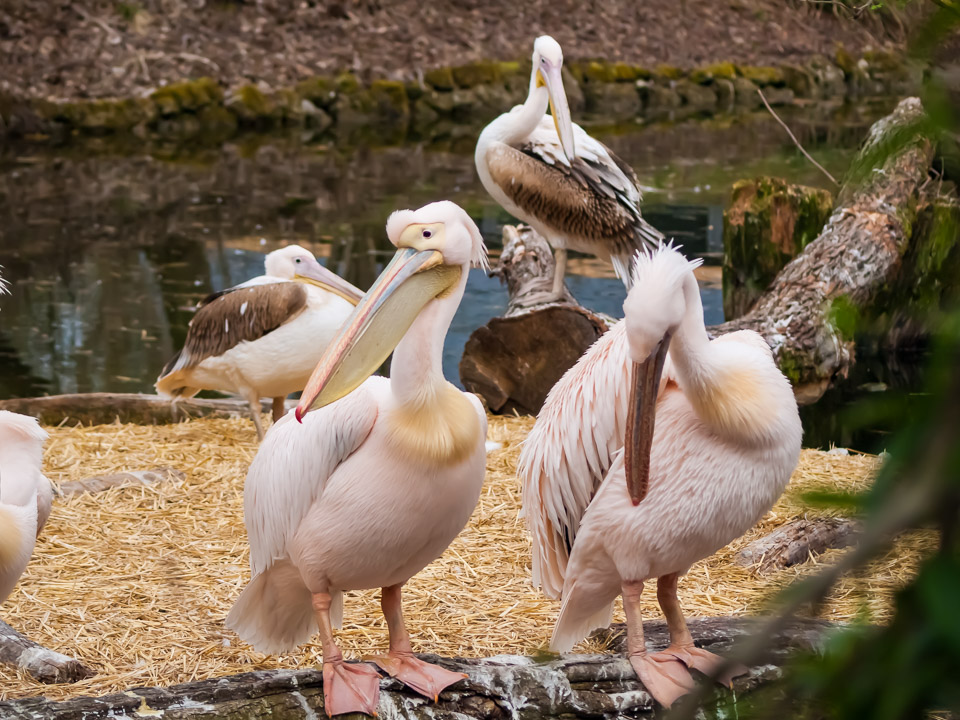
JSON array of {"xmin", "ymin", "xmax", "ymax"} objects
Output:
[{"xmin": 0, "ymin": 100, "xmax": 910, "ymax": 448}]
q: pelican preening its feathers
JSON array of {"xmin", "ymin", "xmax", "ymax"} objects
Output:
[
  {"xmin": 0, "ymin": 411, "xmax": 53, "ymax": 607},
  {"xmin": 520, "ymin": 245, "xmax": 802, "ymax": 707},
  {"xmin": 155, "ymin": 245, "xmax": 363, "ymax": 439},
  {"xmin": 476, "ymin": 35, "xmax": 664, "ymax": 302},
  {"xmin": 227, "ymin": 201, "xmax": 488, "ymax": 716}
]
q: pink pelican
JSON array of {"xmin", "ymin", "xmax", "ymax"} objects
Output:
[
  {"xmin": 156, "ymin": 245, "xmax": 363, "ymax": 439},
  {"xmin": 226, "ymin": 201, "xmax": 489, "ymax": 716},
  {"xmin": 0, "ymin": 411, "xmax": 53, "ymax": 606},
  {"xmin": 519, "ymin": 246, "xmax": 802, "ymax": 707},
  {"xmin": 475, "ymin": 36, "xmax": 663, "ymax": 302}
]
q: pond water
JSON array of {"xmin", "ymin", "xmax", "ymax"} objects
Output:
[{"xmin": 0, "ymin": 99, "xmax": 919, "ymax": 451}]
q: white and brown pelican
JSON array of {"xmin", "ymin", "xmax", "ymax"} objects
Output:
[
  {"xmin": 475, "ymin": 36, "xmax": 663, "ymax": 301},
  {"xmin": 226, "ymin": 201, "xmax": 489, "ymax": 716},
  {"xmin": 0, "ymin": 411, "xmax": 53, "ymax": 605},
  {"xmin": 156, "ymin": 245, "xmax": 363, "ymax": 439},
  {"xmin": 519, "ymin": 246, "xmax": 802, "ymax": 707}
]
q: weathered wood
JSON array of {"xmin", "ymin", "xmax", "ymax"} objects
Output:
[
  {"xmin": 460, "ymin": 225, "xmax": 610, "ymax": 414},
  {"xmin": 57, "ymin": 467, "xmax": 186, "ymax": 497},
  {"xmin": 735, "ymin": 517, "xmax": 862, "ymax": 574},
  {"xmin": 711, "ymin": 97, "xmax": 936, "ymax": 395},
  {"xmin": 0, "ymin": 619, "xmax": 93, "ymax": 685},
  {"xmin": 0, "ymin": 617, "xmax": 831, "ymax": 719},
  {"xmin": 0, "ymin": 393, "xmax": 291, "ymax": 427}
]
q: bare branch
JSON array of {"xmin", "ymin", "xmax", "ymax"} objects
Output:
[{"xmin": 757, "ymin": 88, "xmax": 840, "ymax": 187}]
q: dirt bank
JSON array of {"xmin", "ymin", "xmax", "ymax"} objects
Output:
[{"xmin": 1, "ymin": 0, "xmax": 902, "ymax": 102}]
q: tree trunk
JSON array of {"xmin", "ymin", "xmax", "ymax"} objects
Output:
[
  {"xmin": 0, "ymin": 617, "xmax": 831, "ymax": 719},
  {"xmin": 0, "ymin": 393, "xmax": 290, "ymax": 427},
  {"xmin": 460, "ymin": 226, "xmax": 610, "ymax": 414},
  {"xmin": 710, "ymin": 97, "xmax": 936, "ymax": 398},
  {"xmin": 735, "ymin": 518, "xmax": 862, "ymax": 574},
  {"xmin": 0, "ymin": 620, "xmax": 93, "ymax": 685}
]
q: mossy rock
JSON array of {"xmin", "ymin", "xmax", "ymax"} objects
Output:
[
  {"xmin": 732, "ymin": 76, "xmax": 762, "ymax": 107},
  {"xmin": 782, "ymin": 65, "xmax": 815, "ymax": 98},
  {"xmin": 653, "ymin": 64, "xmax": 684, "ymax": 81},
  {"xmin": 583, "ymin": 82, "xmax": 641, "ymax": 117},
  {"xmin": 295, "ymin": 76, "xmax": 338, "ymax": 109},
  {"xmin": 335, "ymin": 73, "xmax": 362, "ymax": 95},
  {"xmin": 834, "ymin": 45, "xmax": 857, "ymax": 76},
  {"xmin": 224, "ymin": 84, "xmax": 277, "ymax": 123},
  {"xmin": 451, "ymin": 61, "xmax": 501, "ymax": 89},
  {"xmin": 610, "ymin": 63, "xmax": 645, "ymax": 82},
  {"xmin": 404, "ymin": 81, "xmax": 424, "ymax": 101},
  {"xmin": 862, "ymin": 49, "xmax": 904, "ymax": 73},
  {"xmin": 689, "ymin": 61, "xmax": 737, "ymax": 84},
  {"xmin": 57, "ymin": 97, "xmax": 155, "ymax": 131},
  {"xmin": 578, "ymin": 61, "xmax": 619, "ymax": 84},
  {"xmin": 195, "ymin": 104, "xmax": 238, "ymax": 134},
  {"xmin": 369, "ymin": 79, "xmax": 410, "ymax": 121},
  {"xmin": 424, "ymin": 67, "xmax": 455, "ymax": 91},
  {"xmin": 763, "ymin": 86, "xmax": 795, "ymax": 106},
  {"xmin": 675, "ymin": 80, "xmax": 717, "ymax": 110},
  {"xmin": 808, "ymin": 57, "xmax": 847, "ymax": 98},
  {"xmin": 737, "ymin": 65, "xmax": 786, "ymax": 87},
  {"xmin": 713, "ymin": 77, "xmax": 736, "ymax": 107},
  {"xmin": 150, "ymin": 77, "xmax": 222, "ymax": 115},
  {"xmin": 723, "ymin": 176, "xmax": 834, "ymax": 319},
  {"xmin": 637, "ymin": 81, "xmax": 682, "ymax": 109}
]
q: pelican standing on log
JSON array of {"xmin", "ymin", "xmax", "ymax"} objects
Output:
[
  {"xmin": 475, "ymin": 36, "xmax": 663, "ymax": 302},
  {"xmin": 226, "ymin": 202, "xmax": 489, "ymax": 716},
  {"xmin": 519, "ymin": 246, "xmax": 802, "ymax": 707},
  {"xmin": 0, "ymin": 411, "xmax": 53, "ymax": 606},
  {"xmin": 156, "ymin": 245, "xmax": 363, "ymax": 439}
]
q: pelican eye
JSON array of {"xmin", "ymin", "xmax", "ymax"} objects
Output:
[
  {"xmin": 295, "ymin": 257, "xmax": 302, "ymax": 263},
  {"xmin": 422, "ymin": 229, "xmax": 433, "ymax": 239}
]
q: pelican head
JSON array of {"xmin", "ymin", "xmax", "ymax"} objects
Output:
[
  {"xmin": 531, "ymin": 35, "xmax": 575, "ymax": 162},
  {"xmin": 296, "ymin": 201, "xmax": 486, "ymax": 419},
  {"xmin": 622, "ymin": 246, "xmax": 702, "ymax": 505},
  {"xmin": 265, "ymin": 245, "xmax": 363, "ymax": 305}
]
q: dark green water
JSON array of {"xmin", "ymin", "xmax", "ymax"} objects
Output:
[{"xmin": 0, "ymin": 99, "xmax": 916, "ymax": 450}]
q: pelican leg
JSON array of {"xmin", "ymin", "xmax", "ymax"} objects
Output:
[
  {"xmin": 243, "ymin": 389, "xmax": 266, "ymax": 441},
  {"xmin": 312, "ymin": 592, "xmax": 381, "ymax": 717},
  {"xmin": 654, "ymin": 573, "xmax": 748, "ymax": 687},
  {"xmin": 551, "ymin": 247, "xmax": 568, "ymax": 299},
  {"xmin": 271, "ymin": 396, "xmax": 286, "ymax": 422},
  {"xmin": 622, "ymin": 579, "xmax": 694, "ymax": 708},
  {"xmin": 369, "ymin": 584, "xmax": 466, "ymax": 701}
]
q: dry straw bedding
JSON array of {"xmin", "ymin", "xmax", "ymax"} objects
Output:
[{"xmin": 0, "ymin": 416, "xmax": 934, "ymax": 701}]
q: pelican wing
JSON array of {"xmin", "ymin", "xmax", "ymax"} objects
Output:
[
  {"xmin": 518, "ymin": 321, "xmax": 633, "ymax": 599},
  {"xmin": 487, "ymin": 117, "xmax": 663, "ymax": 275},
  {"xmin": 244, "ymin": 386, "xmax": 378, "ymax": 575},
  {"xmin": 158, "ymin": 281, "xmax": 308, "ymax": 383}
]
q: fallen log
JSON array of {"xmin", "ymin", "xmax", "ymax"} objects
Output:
[
  {"xmin": 735, "ymin": 517, "xmax": 862, "ymax": 574},
  {"xmin": 0, "ymin": 619, "xmax": 93, "ymax": 685},
  {"xmin": 0, "ymin": 617, "xmax": 831, "ymax": 718},
  {"xmin": 460, "ymin": 226, "xmax": 610, "ymax": 414},
  {"xmin": 57, "ymin": 466, "xmax": 186, "ymax": 496},
  {"xmin": 0, "ymin": 393, "xmax": 291, "ymax": 427},
  {"xmin": 711, "ymin": 97, "xmax": 937, "ymax": 397}
]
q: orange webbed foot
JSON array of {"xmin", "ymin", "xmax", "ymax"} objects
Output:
[
  {"xmin": 369, "ymin": 652, "xmax": 467, "ymax": 701},
  {"xmin": 322, "ymin": 660, "xmax": 382, "ymax": 716},
  {"xmin": 629, "ymin": 652, "xmax": 696, "ymax": 708},
  {"xmin": 659, "ymin": 644, "xmax": 749, "ymax": 688}
]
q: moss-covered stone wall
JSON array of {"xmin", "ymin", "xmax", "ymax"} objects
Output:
[{"xmin": 0, "ymin": 51, "xmax": 920, "ymax": 143}]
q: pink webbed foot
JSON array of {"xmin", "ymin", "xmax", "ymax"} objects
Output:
[
  {"xmin": 370, "ymin": 652, "xmax": 467, "ymax": 701},
  {"xmin": 322, "ymin": 660, "xmax": 382, "ymax": 716},
  {"xmin": 629, "ymin": 652, "xmax": 696, "ymax": 708},
  {"xmin": 659, "ymin": 644, "xmax": 749, "ymax": 688}
]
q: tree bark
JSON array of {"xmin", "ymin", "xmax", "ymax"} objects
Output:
[
  {"xmin": 0, "ymin": 620, "xmax": 93, "ymax": 685},
  {"xmin": 0, "ymin": 393, "xmax": 290, "ymax": 427},
  {"xmin": 735, "ymin": 518, "xmax": 862, "ymax": 574},
  {"xmin": 460, "ymin": 225, "xmax": 610, "ymax": 414},
  {"xmin": 710, "ymin": 97, "xmax": 936, "ymax": 398},
  {"xmin": 0, "ymin": 617, "xmax": 831, "ymax": 719}
]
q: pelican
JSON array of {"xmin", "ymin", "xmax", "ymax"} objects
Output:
[
  {"xmin": 0, "ymin": 411, "xmax": 53, "ymax": 606},
  {"xmin": 475, "ymin": 36, "xmax": 663, "ymax": 302},
  {"xmin": 226, "ymin": 201, "xmax": 489, "ymax": 716},
  {"xmin": 156, "ymin": 245, "xmax": 363, "ymax": 439},
  {"xmin": 519, "ymin": 245, "xmax": 802, "ymax": 707}
]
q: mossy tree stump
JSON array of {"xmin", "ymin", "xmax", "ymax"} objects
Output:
[{"xmin": 722, "ymin": 177, "xmax": 834, "ymax": 319}]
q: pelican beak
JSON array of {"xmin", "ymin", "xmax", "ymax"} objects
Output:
[
  {"xmin": 295, "ymin": 248, "xmax": 461, "ymax": 419},
  {"xmin": 537, "ymin": 62, "xmax": 576, "ymax": 162},
  {"xmin": 295, "ymin": 263, "xmax": 364, "ymax": 306},
  {"xmin": 624, "ymin": 332, "xmax": 672, "ymax": 505}
]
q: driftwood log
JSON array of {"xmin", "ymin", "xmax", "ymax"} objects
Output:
[
  {"xmin": 735, "ymin": 517, "xmax": 862, "ymax": 574},
  {"xmin": 0, "ymin": 620, "xmax": 93, "ymax": 685},
  {"xmin": 0, "ymin": 393, "xmax": 291, "ymax": 427},
  {"xmin": 460, "ymin": 226, "xmax": 610, "ymax": 414},
  {"xmin": 711, "ymin": 96, "xmax": 936, "ymax": 398},
  {"xmin": 0, "ymin": 617, "xmax": 831, "ymax": 719}
]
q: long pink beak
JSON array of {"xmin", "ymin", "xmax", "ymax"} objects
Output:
[{"xmin": 624, "ymin": 332, "xmax": 672, "ymax": 505}]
